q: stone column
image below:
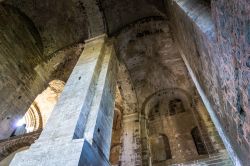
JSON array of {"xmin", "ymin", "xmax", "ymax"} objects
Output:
[{"xmin": 10, "ymin": 34, "xmax": 118, "ymax": 166}]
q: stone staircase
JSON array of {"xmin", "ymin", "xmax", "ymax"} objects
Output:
[{"xmin": 170, "ymin": 150, "xmax": 234, "ymax": 166}]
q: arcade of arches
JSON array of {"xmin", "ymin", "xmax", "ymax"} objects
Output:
[{"xmin": 0, "ymin": 0, "xmax": 249, "ymax": 166}]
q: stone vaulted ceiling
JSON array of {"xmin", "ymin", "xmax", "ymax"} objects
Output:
[
  {"xmin": 0, "ymin": 0, "xmax": 183, "ymax": 118},
  {"xmin": 116, "ymin": 19, "xmax": 194, "ymax": 112},
  {"xmin": 2, "ymin": 0, "xmax": 168, "ymax": 52},
  {"xmin": 0, "ymin": 0, "xmax": 195, "ymax": 140},
  {"xmin": 4, "ymin": 0, "xmax": 89, "ymax": 56},
  {"xmin": 100, "ymin": 0, "xmax": 167, "ymax": 35}
]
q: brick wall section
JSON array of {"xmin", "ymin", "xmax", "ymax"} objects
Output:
[
  {"xmin": 165, "ymin": 0, "xmax": 250, "ymax": 164},
  {"xmin": 212, "ymin": 0, "xmax": 250, "ymax": 164}
]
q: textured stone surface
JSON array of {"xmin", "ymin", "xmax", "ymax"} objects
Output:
[
  {"xmin": 212, "ymin": 0, "xmax": 250, "ymax": 164},
  {"xmin": 0, "ymin": 146, "xmax": 29, "ymax": 166},
  {"xmin": 120, "ymin": 113, "xmax": 141, "ymax": 166},
  {"xmin": 116, "ymin": 19, "xmax": 193, "ymax": 113},
  {"xmin": 100, "ymin": 0, "xmax": 165, "ymax": 35},
  {"xmin": 3, "ymin": 0, "xmax": 88, "ymax": 56},
  {"xmin": 0, "ymin": 0, "xmax": 248, "ymax": 165},
  {"xmin": 109, "ymin": 95, "xmax": 123, "ymax": 165},
  {"xmin": 10, "ymin": 34, "xmax": 118, "ymax": 166},
  {"xmin": 0, "ymin": 40, "xmax": 83, "ymax": 139},
  {"xmin": 0, "ymin": 130, "xmax": 41, "ymax": 161},
  {"xmin": 0, "ymin": 3, "xmax": 84, "ymax": 138},
  {"xmin": 139, "ymin": 88, "xmax": 229, "ymax": 166},
  {"xmin": 165, "ymin": 0, "xmax": 250, "ymax": 164},
  {"xmin": 113, "ymin": 14, "xmax": 232, "ymax": 165},
  {"xmin": 19, "ymin": 80, "xmax": 65, "ymax": 133}
]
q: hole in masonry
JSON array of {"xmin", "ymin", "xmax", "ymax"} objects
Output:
[
  {"xmin": 238, "ymin": 123, "xmax": 244, "ymax": 136},
  {"xmin": 97, "ymin": 128, "xmax": 100, "ymax": 133},
  {"xmin": 78, "ymin": 76, "xmax": 81, "ymax": 80},
  {"xmin": 246, "ymin": 57, "xmax": 250, "ymax": 68},
  {"xmin": 239, "ymin": 107, "xmax": 246, "ymax": 121},
  {"xmin": 18, "ymin": 96, "xmax": 22, "ymax": 99}
]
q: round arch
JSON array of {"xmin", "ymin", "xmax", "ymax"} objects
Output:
[
  {"xmin": 141, "ymin": 88, "xmax": 192, "ymax": 116},
  {"xmin": 20, "ymin": 80, "xmax": 65, "ymax": 133},
  {"xmin": 0, "ymin": 131, "xmax": 40, "ymax": 162}
]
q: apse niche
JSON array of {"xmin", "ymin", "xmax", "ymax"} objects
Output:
[{"xmin": 140, "ymin": 89, "xmax": 220, "ymax": 165}]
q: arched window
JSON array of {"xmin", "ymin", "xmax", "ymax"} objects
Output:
[
  {"xmin": 13, "ymin": 80, "xmax": 65, "ymax": 136},
  {"xmin": 191, "ymin": 127, "xmax": 208, "ymax": 155},
  {"xmin": 168, "ymin": 99, "xmax": 185, "ymax": 116},
  {"xmin": 148, "ymin": 102, "xmax": 160, "ymax": 121},
  {"xmin": 150, "ymin": 134, "xmax": 172, "ymax": 164}
]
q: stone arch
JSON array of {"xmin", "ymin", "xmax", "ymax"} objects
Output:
[
  {"xmin": 0, "ymin": 42, "xmax": 82, "ymax": 140},
  {"xmin": 23, "ymin": 103, "xmax": 43, "ymax": 132},
  {"xmin": 141, "ymin": 88, "xmax": 205, "ymax": 165},
  {"xmin": 0, "ymin": 131, "xmax": 40, "ymax": 161},
  {"xmin": 112, "ymin": 16, "xmax": 166, "ymax": 36},
  {"xmin": 0, "ymin": 3, "xmax": 45, "ymax": 139},
  {"xmin": 142, "ymin": 88, "xmax": 192, "ymax": 116},
  {"xmin": 0, "ymin": 3, "xmax": 44, "ymax": 55},
  {"xmin": 150, "ymin": 134, "xmax": 172, "ymax": 164},
  {"xmin": 99, "ymin": 0, "xmax": 167, "ymax": 35},
  {"xmin": 0, "ymin": 146, "xmax": 29, "ymax": 165},
  {"xmin": 21, "ymin": 79, "xmax": 65, "ymax": 133},
  {"xmin": 0, "ymin": 142, "xmax": 31, "ymax": 160},
  {"xmin": 4, "ymin": 0, "xmax": 89, "ymax": 56},
  {"xmin": 115, "ymin": 18, "xmax": 185, "ymax": 110}
]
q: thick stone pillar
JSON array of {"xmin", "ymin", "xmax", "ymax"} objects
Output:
[{"xmin": 10, "ymin": 34, "xmax": 118, "ymax": 166}]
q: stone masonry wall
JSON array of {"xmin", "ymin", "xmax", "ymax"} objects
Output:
[
  {"xmin": 212, "ymin": 0, "xmax": 250, "ymax": 164},
  {"xmin": 165, "ymin": 0, "xmax": 250, "ymax": 164},
  {"xmin": 0, "ymin": 5, "xmax": 84, "ymax": 139}
]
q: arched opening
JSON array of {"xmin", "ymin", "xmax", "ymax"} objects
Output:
[
  {"xmin": 191, "ymin": 127, "xmax": 208, "ymax": 155},
  {"xmin": 11, "ymin": 80, "xmax": 65, "ymax": 136},
  {"xmin": 0, "ymin": 80, "xmax": 64, "ymax": 164},
  {"xmin": 0, "ymin": 2, "xmax": 86, "ymax": 140},
  {"xmin": 150, "ymin": 134, "xmax": 171, "ymax": 164},
  {"xmin": 141, "ymin": 89, "xmax": 219, "ymax": 165},
  {"xmin": 168, "ymin": 98, "xmax": 185, "ymax": 116},
  {"xmin": 0, "ymin": 4, "xmax": 44, "ymax": 140}
]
